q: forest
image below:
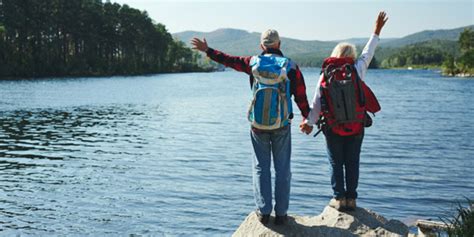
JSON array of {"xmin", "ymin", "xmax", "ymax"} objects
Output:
[
  {"xmin": 0, "ymin": 0, "xmax": 204, "ymax": 79},
  {"xmin": 379, "ymin": 44, "xmax": 447, "ymax": 68},
  {"xmin": 442, "ymin": 28, "xmax": 474, "ymax": 76},
  {"xmin": 380, "ymin": 28, "xmax": 473, "ymax": 75}
]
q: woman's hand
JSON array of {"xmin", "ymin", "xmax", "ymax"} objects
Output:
[
  {"xmin": 191, "ymin": 38, "xmax": 209, "ymax": 52},
  {"xmin": 374, "ymin": 11, "xmax": 388, "ymax": 36},
  {"xmin": 299, "ymin": 121, "xmax": 313, "ymax": 135}
]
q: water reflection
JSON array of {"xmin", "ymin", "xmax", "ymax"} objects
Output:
[
  {"xmin": 0, "ymin": 70, "xmax": 472, "ymax": 235},
  {"xmin": 0, "ymin": 104, "xmax": 170, "ymax": 234},
  {"xmin": 0, "ymin": 105, "xmax": 157, "ymax": 161}
]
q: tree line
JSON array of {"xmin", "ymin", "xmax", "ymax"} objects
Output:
[
  {"xmin": 380, "ymin": 45, "xmax": 446, "ymax": 68},
  {"xmin": 0, "ymin": 0, "xmax": 205, "ymax": 79},
  {"xmin": 379, "ymin": 28, "xmax": 474, "ymax": 74},
  {"xmin": 443, "ymin": 28, "xmax": 474, "ymax": 76}
]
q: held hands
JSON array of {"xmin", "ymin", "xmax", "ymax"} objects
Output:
[
  {"xmin": 374, "ymin": 11, "xmax": 388, "ymax": 36},
  {"xmin": 299, "ymin": 121, "xmax": 313, "ymax": 135},
  {"xmin": 191, "ymin": 38, "xmax": 209, "ymax": 52}
]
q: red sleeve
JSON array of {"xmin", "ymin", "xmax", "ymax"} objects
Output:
[
  {"xmin": 361, "ymin": 81, "xmax": 381, "ymax": 113},
  {"xmin": 206, "ymin": 48, "xmax": 252, "ymax": 75},
  {"xmin": 288, "ymin": 65, "xmax": 310, "ymax": 119}
]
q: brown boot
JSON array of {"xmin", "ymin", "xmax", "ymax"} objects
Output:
[
  {"xmin": 329, "ymin": 198, "xmax": 346, "ymax": 211},
  {"xmin": 346, "ymin": 199, "xmax": 356, "ymax": 211}
]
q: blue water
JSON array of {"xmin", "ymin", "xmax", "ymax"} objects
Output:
[{"xmin": 0, "ymin": 69, "xmax": 473, "ymax": 235}]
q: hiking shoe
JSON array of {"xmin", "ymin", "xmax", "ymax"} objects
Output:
[
  {"xmin": 256, "ymin": 211, "xmax": 270, "ymax": 225},
  {"xmin": 329, "ymin": 197, "xmax": 346, "ymax": 211},
  {"xmin": 346, "ymin": 199, "xmax": 356, "ymax": 211},
  {"xmin": 274, "ymin": 214, "xmax": 288, "ymax": 225}
]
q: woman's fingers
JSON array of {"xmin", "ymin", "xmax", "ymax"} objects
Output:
[
  {"xmin": 376, "ymin": 11, "xmax": 388, "ymax": 28},
  {"xmin": 374, "ymin": 11, "xmax": 387, "ymax": 35},
  {"xmin": 378, "ymin": 11, "xmax": 385, "ymax": 22}
]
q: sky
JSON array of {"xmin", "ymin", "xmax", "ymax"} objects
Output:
[{"xmin": 111, "ymin": 0, "xmax": 474, "ymax": 41}]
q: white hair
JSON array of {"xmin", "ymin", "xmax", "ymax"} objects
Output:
[{"xmin": 331, "ymin": 42, "xmax": 357, "ymax": 59}]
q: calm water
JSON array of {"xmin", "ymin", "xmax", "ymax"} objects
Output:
[{"xmin": 0, "ymin": 69, "xmax": 473, "ymax": 236}]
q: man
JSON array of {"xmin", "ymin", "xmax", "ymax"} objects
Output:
[{"xmin": 191, "ymin": 30, "xmax": 310, "ymax": 225}]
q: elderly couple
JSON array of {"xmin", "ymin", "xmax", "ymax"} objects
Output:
[{"xmin": 192, "ymin": 12, "xmax": 388, "ymax": 225}]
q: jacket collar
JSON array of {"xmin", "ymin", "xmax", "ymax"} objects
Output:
[{"xmin": 261, "ymin": 48, "xmax": 284, "ymax": 57}]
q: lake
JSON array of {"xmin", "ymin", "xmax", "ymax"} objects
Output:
[{"xmin": 0, "ymin": 69, "xmax": 473, "ymax": 235}]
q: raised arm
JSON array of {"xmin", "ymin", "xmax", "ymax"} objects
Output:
[
  {"xmin": 191, "ymin": 38, "xmax": 252, "ymax": 75},
  {"xmin": 355, "ymin": 11, "xmax": 388, "ymax": 78}
]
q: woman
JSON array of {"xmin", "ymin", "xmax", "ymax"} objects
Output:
[{"xmin": 300, "ymin": 12, "xmax": 388, "ymax": 211}]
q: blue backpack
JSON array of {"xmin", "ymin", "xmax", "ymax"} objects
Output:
[{"xmin": 248, "ymin": 55, "xmax": 293, "ymax": 130}]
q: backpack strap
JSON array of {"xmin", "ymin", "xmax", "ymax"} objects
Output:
[
  {"xmin": 279, "ymin": 81, "xmax": 288, "ymax": 123},
  {"xmin": 261, "ymin": 89, "xmax": 274, "ymax": 125},
  {"xmin": 354, "ymin": 67, "xmax": 366, "ymax": 107},
  {"xmin": 323, "ymin": 64, "xmax": 337, "ymax": 84}
]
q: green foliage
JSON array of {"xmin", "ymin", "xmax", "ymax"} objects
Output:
[
  {"xmin": 381, "ymin": 25, "xmax": 474, "ymax": 48},
  {"xmin": 441, "ymin": 199, "xmax": 474, "ymax": 237},
  {"xmin": 368, "ymin": 56, "xmax": 379, "ymax": 69},
  {"xmin": 442, "ymin": 55, "xmax": 459, "ymax": 76},
  {"xmin": 459, "ymin": 28, "xmax": 474, "ymax": 52},
  {"xmin": 288, "ymin": 53, "xmax": 325, "ymax": 67},
  {"xmin": 442, "ymin": 28, "xmax": 474, "ymax": 76},
  {"xmin": 457, "ymin": 50, "xmax": 474, "ymax": 71},
  {"xmin": 0, "ymin": 0, "xmax": 202, "ymax": 78},
  {"xmin": 380, "ymin": 43, "xmax": 447, "ymax": 68}
]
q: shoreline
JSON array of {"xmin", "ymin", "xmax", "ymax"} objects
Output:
[
  {"xmin": 2, "ymin": 66, "xmax": 473, "ymax": 80},
  {"xmin": 0, "ymin": 67, "xmax": 215, "ymax": 81},
  {"xmin": 442, "ymin": 72, "xmax": 474, "ymax": 78}
]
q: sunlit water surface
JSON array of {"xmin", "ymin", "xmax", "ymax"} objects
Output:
[{"xmin": 0, "ymin": 69, "xmax": 473, "ymax": 235}]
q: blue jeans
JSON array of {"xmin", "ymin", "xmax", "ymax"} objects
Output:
[
  {"xmin": 324, "ymin": 129, "xmax": 364, "ymax": 199},
  {"xmin": 250, "ymin": 125, "xmax": 291, "ymax": 216}
]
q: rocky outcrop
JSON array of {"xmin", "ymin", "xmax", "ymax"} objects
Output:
[{"xmin": 233, "ymin": 206, "xmax": 409, "ymax": 237}]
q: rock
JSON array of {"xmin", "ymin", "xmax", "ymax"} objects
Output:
[{"xmin": 233, "ymin": 206, "xmax": 409, "ymax": 237}]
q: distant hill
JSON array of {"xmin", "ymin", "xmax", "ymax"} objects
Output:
[
  {"xmin": 332, "ymin": 37, "xmax": 397, "ymax": 45},
  {"xmin": 174, "ymin": 25, "xmax": 473, "ymax": 67},
  {"xmin": 374, "ymin": 39, "xmax": 460, "ymax": 64},
  {"xmin": 174, "ymin": 28, "xmax": 337, "ymax": 57},
  {"xmin": 380, "ymin": 25, "xmax": 474, "ymax": 48}
]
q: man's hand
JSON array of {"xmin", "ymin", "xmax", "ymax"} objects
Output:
[
  {"xmin": 191, "ymin": 38, "xmax": 209, "ymax": 52},
  {"xmin": 374, "ymin": 11, "xmax": 388, "ymax": 36},
  {"xmin": 299, "ymin": 121, "xmax": 313, "ymax": 135}
]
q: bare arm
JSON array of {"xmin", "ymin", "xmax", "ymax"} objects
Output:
[{"xmin": 355, "ymin": 11, "xmax": 388, "ymax": 77}]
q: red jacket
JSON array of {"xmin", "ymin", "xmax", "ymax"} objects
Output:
[{"xmin": 206, "ymin": 47, "xmax": 310, "ymax": 119}]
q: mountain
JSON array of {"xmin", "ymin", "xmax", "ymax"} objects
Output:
[
  {"xmin": 174, "ymin": 25, "xmax": 473, "ymax": 67},
  {"xmin": 380, "ymin": 25, "xmax": 474, "ymax": 48},
  {"xmin": 332, "ymin": 37, "xmax": 397, "ymax": 45},
  {"xmin": 174, "ymin": 28, "xmax": 337, "ymax": 57},
  {"xmin": 174, "ymin": 25, "xmax": 472, "ymax": 52}
]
